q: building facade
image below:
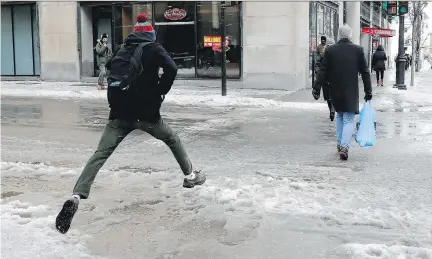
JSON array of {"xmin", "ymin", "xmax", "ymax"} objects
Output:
[{"xmin": 1, "ymin": 1, "xmax": 393, "ymax": 90}]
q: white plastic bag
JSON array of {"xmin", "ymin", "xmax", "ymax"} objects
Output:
[{"xmin": 355, "ymin": 101, "xmax": 376, "ymax": 147}]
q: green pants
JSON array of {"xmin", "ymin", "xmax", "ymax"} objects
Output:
[{"xmin": 73, "ymin": 118, "xmax": 193, "ymax": 199}]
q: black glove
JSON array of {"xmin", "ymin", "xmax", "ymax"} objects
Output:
[
  {"xmin": 365, "ymin": 93, "xmax": 372, "ymax": 101},
  {"xmin": 312, "ymin": 87, "xmax": 320, "ymax": 100}
]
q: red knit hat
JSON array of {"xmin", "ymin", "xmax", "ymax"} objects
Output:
[{"xmin": 134, "ymin": 13, "xmax": 154, "ymax": 33}]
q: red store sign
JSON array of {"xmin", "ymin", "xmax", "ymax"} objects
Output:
[
  {"xmin": 361, "ymin": 28, "xmax": 395, "ymax": 38},
  {"xmin": 164, "ymin": 8, "xmax": 187, "ymax": 21}
]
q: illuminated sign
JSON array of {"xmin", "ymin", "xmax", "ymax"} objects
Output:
[
  {"xmin": 164, "ymin": 8, "xmax": 187, "ymax": 20},
  {"xmin": 204, "ymin": 36, "xmax": 221, "ymax": 47}
]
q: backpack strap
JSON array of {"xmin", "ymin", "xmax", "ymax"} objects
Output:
[
  {"xmin": 106, "ymin": 44, "xmax": 123, "ymax": 70},
  {"xmin": 129, "ymin": 42, "xmax": 153, "ymax": 74},
  {"xmin": 125, "ymin": 42, "xmax": 154, "ymax": 89}
]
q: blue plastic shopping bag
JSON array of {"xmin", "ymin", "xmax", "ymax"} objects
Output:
[{"xmin": 355, "ymin": 101, "xmax": 376, "ymax": 147}]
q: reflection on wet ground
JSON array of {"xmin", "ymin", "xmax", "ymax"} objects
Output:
[{"xmin": 1, "ymin": 97, "xmax": 232, "ymax": 132}]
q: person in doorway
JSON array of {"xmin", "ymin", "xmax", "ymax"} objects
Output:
[
  {"xmin": 372, "ymin": 45, "xmax": 387, "ymax": 86},
  {"xmin": 95, "ymin": 33, "xmax": 112, "ymax": 90},
  {"xmin": 312, "ymin": 24, "xmax": 372, "ymax": 161},
  {"xmin": 315, "ymin": 36, "xmax": 327, "ymax": 70},
  {"xmin": 55, "ymin": 13, "xmax": 206, "ymax": 234}
]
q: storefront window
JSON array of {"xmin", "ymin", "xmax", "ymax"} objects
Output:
[
  {"xmin": 154, "ymin": 1, "xmax": 196, "ymax": 77},
  {"xmin": 317, "ymin": 5, "xmax": 324, "ymax": 37},
  {"xmin": 323, "ymin": 8, "xmax": 331, "ymax": 39},
  {"xmin": 332, "ymin": 10, "xmax": 338, "ymax": 40},
  {"xmin": 196, "ymin": 1, "xmax": 241, "ymax": 78},
  {"xmin": 82, "ymin": 1, "xmax": 243, "ymax": 79},
  {"xmin": 309, "ymin": 2, "xmax": 338, "ymax": 85},
  {"xmin": 113, "ymin": 3, "xmax": 152, "ymax": 51},
  {"xmin": 1, "ymin": 4, "xmax": 40, "ymax": 76},
  {"xmin": 309, "ymin": 2, "xmax": 317, "ymax": 84}
]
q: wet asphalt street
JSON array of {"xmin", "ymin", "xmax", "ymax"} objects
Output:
[{"xmin": 1, "ymin": 84, "xmax": 432, "ymax": 259}]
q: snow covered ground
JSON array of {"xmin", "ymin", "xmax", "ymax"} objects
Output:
[{"xmin": 1, "ymin": 71, "xmax": 432, "ymax": 258}]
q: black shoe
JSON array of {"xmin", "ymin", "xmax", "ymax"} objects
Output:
[
  {"xmin": 183, "ymin": 170, "xmax": 206, "ymax": 188},
  {"xmin": 55, "ymin": 197, "xmax": 79, "ymax": 234},
  {"xmin": 337, "ymin": 144, "xmax": 341, "ymax": 153},
  {"xmin": 339, "ymin": 147, "xmax": 348, "ymax": 161}
]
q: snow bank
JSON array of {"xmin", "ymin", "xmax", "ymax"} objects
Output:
[
  {"xmin": 0, "ymin": 81, "xmax": 325, "ymax": 110},
  {"xmin": 1, "ymin": 161, "xmax": 77, "ymax": 178},
  {"xmin": 344, "ymin": 243, "xmax": 432, "ymax": 259},
  {"xmin": 165, "ymin": 93, "xmax": 326, "ymax": 110},
  {"xmin": 2, "ymin": 161, "xmax": 431, "ymax": 257},
  {"xmin": 1, "ymin": 200, "xmax": 101, "ymax": 259}
]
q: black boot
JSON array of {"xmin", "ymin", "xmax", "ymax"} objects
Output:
[{"xmin": 339, "ymin": 147, "xmax": 348, "ymax": 160}]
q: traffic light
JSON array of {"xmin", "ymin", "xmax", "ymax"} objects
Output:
[
  {"xmin": 398, "ymin": 1, "xmax": 409, "ymax": 15},
  {"xmin": 387, "ymin": 1, "xmax": 398, "ymax": 16}
]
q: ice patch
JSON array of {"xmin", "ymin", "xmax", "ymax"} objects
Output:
[
  {"xmin": 344, "ymin": 243, "xmax": 432, "ymax": 259},
  {"xmin": 1, "ymin": 200, "xmax": 102, "ymax": 259}
]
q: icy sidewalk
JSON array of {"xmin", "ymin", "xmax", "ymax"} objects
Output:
[
  {"xmin": 2, "ymin": 71, "xmax": 431, "ymax": 110},
  {"xmin": 0, "ymin": 80, "xmax": 325, "ymax": 110}
]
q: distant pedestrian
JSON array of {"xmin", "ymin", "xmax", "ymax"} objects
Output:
[
  {"xmin": 315, "ymin": 36, "xmax": 336, "ymax": 121},
  {"xmin": 312, "ymin": 24, "xmax": 372, "ymax": 160},
  {"xmin": 322, "ymin": 38, "xmax": 336, "ymax": 121},
  {"xmin": 95, "ymin": 33, "xmax": 112, "ymax": 90},
  {"xmin": 55, "ymin": 13, "xmax": 206, "ymax": 234},
  {"xmin": 315, "ymin": 36, "xmax": 327, "ymax": 71},
  {"xmin": 372, "ymin": 45, "xmax": 387, "ymax": 86}
]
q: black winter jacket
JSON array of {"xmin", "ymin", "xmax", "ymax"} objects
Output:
[
  {"xmin": 314, "ymin": 39, "xmax": 372, "ymax": 114},
  {"xmin": 108, "ymin": 32, "xmax": 177, "ymax": 123},
  {"xmin": 372, "ymin": 50, "xmax": 387, "ymax": 71}
]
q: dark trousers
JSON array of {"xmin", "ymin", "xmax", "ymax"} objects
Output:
[
  {"xmin": 322, "ymin": 82, "xmax": 335, "ymax": 114},
  {"xmin": 73, "ymin": 118, "xmax": 193, "ymax": 199},
  {"xmin": 375, "ymin": 69, "xmax": 384, "ymax": 81}
]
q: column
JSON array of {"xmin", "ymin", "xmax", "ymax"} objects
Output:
[
  {"xmin": 338, "ymin": 1, "xmax": 344, "ymax": 31},
  {"xmin": 80, "ymin": 6, "xmax": 94, "ymax": 77},
  {"xmin": 38, "ymin": 2, "xmax": 80, "ymax": 81},
  {"xmin": 242, "ymin": 2, "xmax": 309, "ymax": 90},
  {"xmin": 345, "ymin": 1, "xmax": 360, "ymax": 45}
]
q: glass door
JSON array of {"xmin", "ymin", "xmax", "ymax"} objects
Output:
[{"xmin": 154, "ymin": 1, "xmax": 196, "ymax": 78}]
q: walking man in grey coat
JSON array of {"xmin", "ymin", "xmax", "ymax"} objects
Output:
[
  {"xmin": 95, "ymin": 33, "xmax": 112, "ymax": 90},
  {"xmin": 312, "ymin": 24, "xmax": 372, "ymax": 160}
]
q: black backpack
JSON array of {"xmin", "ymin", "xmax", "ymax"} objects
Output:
[{"xmin": 106, "ymin": 42, "xmax": 153, "ymax": 92}]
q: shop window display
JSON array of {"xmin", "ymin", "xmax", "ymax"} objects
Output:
[
  {"xmin": 196, "ymin": 1, "xmax": 241, "ymax": 78},
  {"xmin": 83, "ymin": 1, "xmax": 242, "ymax": 79}
]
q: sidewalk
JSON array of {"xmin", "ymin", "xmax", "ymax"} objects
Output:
[
  {"xmin": 0, "ymin": 80, "xmax": 326, "ymax": 110},
  {"xmin": 1, "ymin": 69, "xmax": 431, "ymax": 111}
]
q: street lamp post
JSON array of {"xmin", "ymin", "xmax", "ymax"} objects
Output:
[
  {"xmin": 220, "ymin": 2, "xmax": 227, "ymax": 96},
  {"xmin": 396, "ymin": 13, "xmax": 407, "ymax": 90}
]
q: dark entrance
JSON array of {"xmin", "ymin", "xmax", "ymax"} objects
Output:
[{"xmin": 154, "ymin": 2, "xmax": 196, "ymax": 78}]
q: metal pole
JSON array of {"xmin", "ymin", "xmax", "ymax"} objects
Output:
[
  {"xmin": 369, "ymin": 2, "xmax": 373, "ymax": 73},
  {"xmin": 397, "ymin": 14, "xmax": 407, "ymax": 90},
  {"xmin": 410, "ymin": 3, "xmax": 415, "ymax": 87},
  {"xmin": 221, "ymin": 2, "xmax": 227, "ymax": 96}
]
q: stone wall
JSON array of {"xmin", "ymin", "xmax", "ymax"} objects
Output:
[{"xmin": 38, "ymin": 2, "xmax": 80, "ymax": 81}]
